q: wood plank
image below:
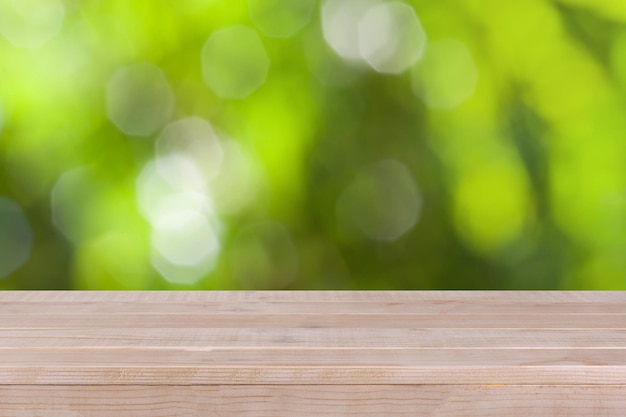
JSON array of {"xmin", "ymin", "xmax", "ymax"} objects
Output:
[
  {"xmin": 2, "ymin": 300, "xmax": 625, "ymax": 314},
  {"xmin": 4, "ymin": 365, "xmax": 626, "ymax": 385},
  {"xmin": 3, "ymin": 347, "xmax": 626, "ymax": 366},
  {"xmin": 2, "ymin": 312, "xmax": 626, "ymax": 328},
  {"xmin": 1, "ymin": 328, "xmax": 626, "ymax": 348},
  {"xmin": 1, "ymin": 290, "xmax": 624, "ymax": 303},
  {"xmin": 1, "ymin": 385, "xmax": 626, "ymax": 416}
]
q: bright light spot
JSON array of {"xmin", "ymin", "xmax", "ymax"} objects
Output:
[
  {"xmin": 151, "ymin": 253, "xmax": 216, "ymax": 286},
  {"xmin": 155, "ymin": 154, "xmax": 208, "ymax": 192},
  {"xmin": 53, "ymin": 24, "xmax": 90, "ymax": 77},
  {"xmin": 51, "ymin": 166, "xmax": 93, "ymax": 242},
  {"xmin": 0, "ymin": 196, "xmax": 33, "ymax": 279},
  {"xmin": 106, "ymin": 63, "xmax": 174, "ymax": 136},
  {"xmin": 322, "ymin": 0, "xmax": 426, "ymax": 73},
  {"xmin": 149, "ymin": 192, "xmax": 214, "ymax": 231},
  {"xmin": 149, "ymin": 199, "xmax": 221, "ymax": 285},
  {"xmin": 137, "ymin": 160, "xmax": 181, "ymax": 223},
  {"xmin": 230, "ymin": 221, "xmax": 298, "ymax": 289},
  {"xmin": 412, "ymin": 39, "xmax": 479, "ymax": 109},
  {"xmin": 136, "ymin": 157, "xmax": 222, "ymax": 285},
  {"xmin": 151, "ymin": 209, "xmax": 220, "ymax": 267},
  {"xmin": 249, "ymin": 0, "xmax": 315, "ymax": 38},
  {"xmin": 201, "ymin": 25, "xmax": 270, "ymax": 99},
  {"xmin": 211, "ymin": 139, "xmax": 260, "ymax": 215},
  {"xmin": 358, "ymin": 1, "xmax": 427, "ymax": 74},
  {"xmin": 156, "ymin": 117, "xmax": 223, "ymax": 184},
  {"xmin": 137, "ymin": 119, "xmax": 262, "ymax": 284},
  {"xmin": 0, "ymin": 0, "xmax": 64, "ymax": 48},
  {"xmin": 337, "ymin": 159, "xmax": 422, "ymax": 241},
  {"xmin": 322, "ymin": 0, "xmax": 380, "ymax": 61},
  {"xmin": 148, "ymin": 117, "xmax": 259, "ymax": 215},
  {"xmin": 136, "ymin": 160, "xmax": 210, "ymax": 226}
]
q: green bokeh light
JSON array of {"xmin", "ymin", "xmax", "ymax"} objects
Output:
[{"xmin": 1, "ymin": 0, "xmax": 626, "ymax": 289}]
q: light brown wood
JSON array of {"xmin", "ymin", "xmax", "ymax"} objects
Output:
[
  {"xmin": 3, "ymin": 328, "xmax": 626, "ymax": 348},
  {"xmin": 1, "ymin": 385, "xmax": 626, "ymax": 416},
  {"xmin": 0, "ymin": 291, "xmax": 624, "ymax": 415},
  {"xmin": 4, "ymin": 313, "xmax": 626, "ymax": 328},
  {"xmin": 1, "ymin": 290, "xmax": 624, "ymax": 302}
]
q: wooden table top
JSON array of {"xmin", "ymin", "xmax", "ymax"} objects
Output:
[{"xmin": 1, "ymin": 291, "xmax": 625, "ymax": 385}]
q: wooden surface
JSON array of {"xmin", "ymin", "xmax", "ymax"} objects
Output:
[
  {"xmin": 2, "ymin": 385, "xmax": 626, "ymax": 417},
  {"xmin": 1, "ymin": 291, "xmax": 625, "ymax": 415}
]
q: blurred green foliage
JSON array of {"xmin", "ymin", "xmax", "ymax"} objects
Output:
[{"xmin": 1, "ymin": 0, "xmax": 626, "ymax": 289}]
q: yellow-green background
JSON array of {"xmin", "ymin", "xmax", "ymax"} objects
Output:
[{"xmin": 1, "ymin": 0, "xmax": 626, "ymax": 289}]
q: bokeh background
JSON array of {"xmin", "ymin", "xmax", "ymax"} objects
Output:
[{"xmin": 1, "ymin": 0, "xmax": 626, "ymax": 289}]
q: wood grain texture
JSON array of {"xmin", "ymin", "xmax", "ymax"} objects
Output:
[
  {"xmin": 4, "ymin": 312, "xmax": 626, "ymax": 328},
  {"xmin": 0, "ymin": 291, "xmax": 624, "ymax": 386},
  {"xmin": 1, "ymin": 290, "xmax": 624, "ymax": 302},
  {"xmin": 1, "ymin": 385, "xmax": 626, "ymax": 416}
]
